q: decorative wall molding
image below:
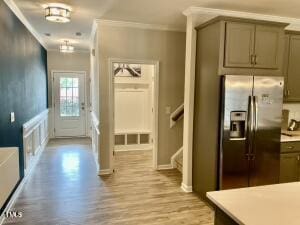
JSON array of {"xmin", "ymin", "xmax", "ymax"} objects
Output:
[
  {"xmin": 23, "ymin": 109, "xmax": 49, "ymax": 174},
  {"xmin": 181, "ymin": 183, "xmax": 193, "ymax": 193},
  {"xmin": 95, "ymin": 19, "xmax": 185, "ymax": 32},
  {"xmin": 183, "ymin": 6, "xmax": 300, "ymax": 30},
  {"xmin": 23, "ymin": 109, "xmax": 49, "ymax": 138},
  {"xmin": 157, "ymin": 164, "xmax": 173, "ymax": 170},
  {"xmin": 3, "ymin": 0, "xmax": 47, "ymax": 49}
]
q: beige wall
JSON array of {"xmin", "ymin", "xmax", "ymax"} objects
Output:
[
  {"xmin": 47, "ymin": 51, "xmax": 91, "ymax": 136},
  {"xmin": 98, "ymin": 25, "xmax": 186, "ymax": 169}
]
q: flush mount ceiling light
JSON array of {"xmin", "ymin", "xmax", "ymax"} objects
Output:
[
  {"xmin": 44, "ymin": 3, "xmax": 71, "ymax": 23},
  {"xmin": 60, "ymin": 40, "xmax": 74, "ymax": 53}
]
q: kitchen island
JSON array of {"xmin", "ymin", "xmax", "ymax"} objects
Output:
[{"xmin": 207, "ymin": 182, "xmax": 300, "ymax": 225}]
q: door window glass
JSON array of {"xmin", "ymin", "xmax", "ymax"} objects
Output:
[{"xmin": 60, "ymin": 77, "xmax": 80, "ymax": 117}]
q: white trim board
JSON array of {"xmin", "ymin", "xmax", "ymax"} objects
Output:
[
  {"xmin": 3, "ymin": 0, "xmax": 47, "ymax": 49},
  {"xmin": 98, "ymin": 169, "xmax": 113, "ymax": 176},
  {"xmin": 95, "ymin": 19, "xmax": 185, "ymax": 32},
  {"xmin": 157, "ymin": 164, "xmax": 173, "ymax": 170},
  {"xmin": 181, "ymin": 183, "xmax": 193, "ymax": 193},
  {"xmin": 183, "ymin": 6, "xmax": 300, "ymax": 30}
]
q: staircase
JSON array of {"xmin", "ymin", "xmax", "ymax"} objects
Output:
[
  {"xmin": 169, "ymin": 103, "xmax": 184, "ymax": 173},
  {"xmin": 171, "ymin": 146, "xmax": 183, "ymax": 173}
]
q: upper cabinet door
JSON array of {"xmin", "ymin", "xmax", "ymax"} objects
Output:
[
  {"xmin": 254, "ymin": 25, "xmax": 281, "ymax": 69},
  {"xmin": 224, "ymin": 22, "xmax": 255, "ymax": 68},
  {"xmin": 286, "ymin": 35, "xmax": 300, "ymax": 101}
]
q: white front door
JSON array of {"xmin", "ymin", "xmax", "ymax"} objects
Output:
[{"xmin": 53, "ymin": 72, "xmax": 86, "ymax": 137}]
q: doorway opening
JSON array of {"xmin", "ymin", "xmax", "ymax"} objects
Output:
[
  {"xmin": 52, "ymin": 71, "xmax": 88, "ymax": 137},
  {"xmin": 109, "ymin": 59, "xmax": 159, "ymax": 171}
]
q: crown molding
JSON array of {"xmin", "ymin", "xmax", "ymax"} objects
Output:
[
  {"xmin": 94, "ymin": 19, "xmax": 186, "ymax": 33},
  {"xmin": 183, "ymin": 6, "xmax": 300, "ymax": 30},
  {"xmin": 3, "ymin": 0, "xmax": 48, "ymax": 49},
  {"xmin": 48, "ymin": 49, "xmax": 90, "ymax": 54}
]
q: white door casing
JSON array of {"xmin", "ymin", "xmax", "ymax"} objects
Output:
[{"xmin": 53, "ymin": 71, "xmax": 86, "ymax": 137}]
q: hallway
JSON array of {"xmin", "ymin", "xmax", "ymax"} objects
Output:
[{"xmin": 4, "ymin": 139, "xmax": 213, "ymax": 225}]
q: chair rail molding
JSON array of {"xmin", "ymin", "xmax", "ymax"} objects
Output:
[{"xmin": 23, "ymin": 109, "xmax": 49, "ymax": 138}]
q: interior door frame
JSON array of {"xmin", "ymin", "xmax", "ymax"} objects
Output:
[
  {"xmin": 51, "ymin": 70, "xmax": 88, "ymax": 138},
  {"xmin": 108, "ymin": 58, "xmax": 160, "ymax": 171}
]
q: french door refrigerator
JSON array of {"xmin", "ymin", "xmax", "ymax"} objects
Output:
[{"xmin": 219, "ymin": 75, "xmax": 284, "ymax": 190}]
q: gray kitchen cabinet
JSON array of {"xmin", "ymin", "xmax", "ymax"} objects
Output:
[
  {"xmin": 225, "ymin": 22, "xmax": 255, "ymax": 68},
  {"xmin": 224, "ymin": 22, "xmax": 283, "ymax": 70},
  {"xmin": 280, "ymin": 153, "xmax": 299, "ymax": 183},
  {"xmin": 284, "ymin": 33, "xmax": 300, "ymax": 102},
  {"xmin": 254, "ymin": 25, "xmax": 281, "ymax": 69}
]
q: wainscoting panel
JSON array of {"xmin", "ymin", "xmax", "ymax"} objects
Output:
[{"xmin": 23, "ymin": 109, "xmax": 49, "ymax": 175}]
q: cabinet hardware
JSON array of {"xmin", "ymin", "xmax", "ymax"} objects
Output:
[
  {"xmin": 297, "ymin": 155, "xmax": 300, "ymax": 161},
  {"xmin": 254, "ymin": 55, "xmax": 257, "ymax": 65},
  {"xmin": 287, "ymin": 146, "xmax": 294, "ymax": 149},
  {"xmin": 283, "ymin": 89, "xmax": 287, "ymax": 97},
  {"xmin": 287, "ymin": 90, "xmax": 291, "ymax": 96},
  {"xmin": 251, "ymin": 55, "xmax": 255, "ymax": 65}
]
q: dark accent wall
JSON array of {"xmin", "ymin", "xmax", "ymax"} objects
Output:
[{"xmin": 0, "ymin": 0, "xmax": 47, "ymax": 185}]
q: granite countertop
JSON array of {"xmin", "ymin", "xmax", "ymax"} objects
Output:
[{"xmin": 207, "ymin": 182, "xmax": 300, "ymax": 225}]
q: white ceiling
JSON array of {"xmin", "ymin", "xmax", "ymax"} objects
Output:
[{"xmin": 9, "ymin": 0, "xmax": 300, "ymax": 51}]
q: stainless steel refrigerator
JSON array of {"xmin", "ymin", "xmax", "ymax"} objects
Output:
[{"xmin": 219, "ymin": 75, "xmax": 284, "ymax": 190}]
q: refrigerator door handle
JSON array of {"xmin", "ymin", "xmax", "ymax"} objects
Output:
[
  {"xmin": 254, "ymin": 96, "xmax": 258, "ymax": 132},
  {"xmin": 251, "ymin": 95, "xmax": 258, "ymax": 160},
  {"xmin": 246, "ymin": 96, "xmax": 254, "ymax": 159}
]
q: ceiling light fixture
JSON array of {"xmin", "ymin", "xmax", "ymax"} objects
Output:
[
  {"xmin": 60, "ymin": 40, "xmax": 74, "ymax": 53},
  {"xmin": 45, "ymin": 3, "xmax": 71, "ymax": 23}
]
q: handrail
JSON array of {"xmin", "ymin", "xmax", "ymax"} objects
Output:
[{"xmin": 170, "ymin": 103, "xmax": 184, "ymax": 128}]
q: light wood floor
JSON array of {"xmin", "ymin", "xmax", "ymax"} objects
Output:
[{"xmin": 4, "ymin": 138, "xmax": 214, "ymax": 225}]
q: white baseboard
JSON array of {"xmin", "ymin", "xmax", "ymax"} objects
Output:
[
  {"xmin": 157, "ymin": 164, "xmax": 173, "ymax": 170},
  {"xmin": 114, "ymin": 148, "xmax": 152, "ymax": 152},
  {"xmin": 181, "ymin": 182, "xmax": 193, "ymax": 193},
  {"xmin": 0, "ymin": 136, "xmax": 49, "ymax": 225},
  {"xmin": 98, "ymin": 169, "xmax": 113, "ymax": 176}
]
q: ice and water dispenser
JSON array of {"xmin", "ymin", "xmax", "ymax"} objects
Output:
[{"xmin": 230, "ymin": 111, "xmax": 246, "ymax": 139}]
